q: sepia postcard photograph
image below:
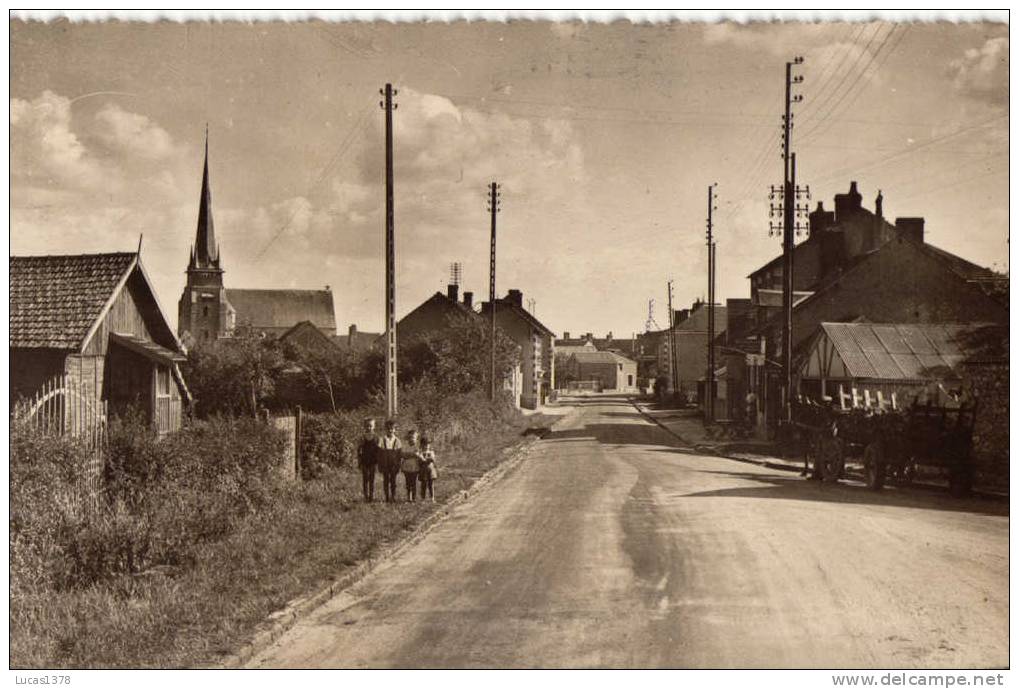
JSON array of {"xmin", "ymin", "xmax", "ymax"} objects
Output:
[{"xmin": 7, "ymin": 9, "xmax": 1011, "ymax": 678}]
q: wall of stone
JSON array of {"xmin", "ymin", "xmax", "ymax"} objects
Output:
[{"xmin": 964, "ymin": 360, "xmax": 1009, "ymax": 492}]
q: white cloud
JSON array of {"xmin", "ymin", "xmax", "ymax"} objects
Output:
[
  {"xmin": 94, "ymin": 104, "xmax": 177, "ymax": 160},
  {"xmin": 10, "ymin": 90, "xmax": 105, "ymax": 189},
  {"xmin": 950, "ymin": 37, "xmax": 1008, "ymax": 106}
]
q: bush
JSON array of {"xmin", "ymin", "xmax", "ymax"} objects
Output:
[{"xmin": 10, "ymin": 416, "xmax": 289, "ymax": 591}]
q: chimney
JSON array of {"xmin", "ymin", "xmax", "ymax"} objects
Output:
[
  {"xmin": 563, "ymin": 331, "xmax": 571, "ymax": 340},
  {"xmin": 463, "ymin": 291, "xmax": 473, "ymax": 309},
  {"xmin": 834, "ymin": 181, "xmax": 863, "ymax": 223},
  {"xmin": 895, "ymin": 217, "xmax": 925, "ymax": 244},
  {"xmin": 447, "ymin": 283, "xmax": 459, "ymax": 302},
  {"xmin": 809, "ymin": 201, "xmax": 835, "ymax": 236},
  {"xmin": 606, "ymin": 331, "xmax": 613, "ymax": 341},
  {"xmin": 348, "ymin": 324, "xmax": 357, "ymax": 344},
  {"xmin": 507, "ymin": 289, "xmax": 523, "ymax": 307},
  {"xmin": 875, "ymin": 190, "xmax": 883, "ymax": 219},
  {"xmin": 585, "ymin": 332, "xmax": 593, "ymax": 342}
]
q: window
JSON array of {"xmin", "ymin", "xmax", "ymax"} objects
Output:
[
  {"xmin": 203, "ymin": 305, "xmax": 209, "ymax": 317},
  {"xmin": 156, "ymin": 366, "xmax": 170, "ymax": 395}
]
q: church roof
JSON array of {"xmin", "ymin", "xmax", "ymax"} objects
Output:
[{"xmin": 226, "ymin": 288, "xmax": 336, "ymax": 335}]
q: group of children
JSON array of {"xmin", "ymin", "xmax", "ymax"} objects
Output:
[{"xmin": 357, "ymin": 418, "xmax": 440, "ymax": 503}]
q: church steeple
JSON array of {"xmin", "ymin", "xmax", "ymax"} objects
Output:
[{"xmin": 190, "ymin": 126, "xmax": 220, "ymax": 271}]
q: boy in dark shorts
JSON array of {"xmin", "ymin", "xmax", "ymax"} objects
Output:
[{"xmin": 357, "ymin": 418, "xmax": 379, "ymax": 502}]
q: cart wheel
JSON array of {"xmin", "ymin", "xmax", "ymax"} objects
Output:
[
  {"xmin": 896, "ymin": 459, "xmax": 917, "ymax": 486},
  {"xmin": 863, "ymin": 441, "xmax": 886, "ymax": 491},
  {"xmin": 809, "ymin": 433, "xmax": 824, "ymax": 480},
  {"xmin": 820, "ymin": 435, "xmax": 845, "ymax": 482}
]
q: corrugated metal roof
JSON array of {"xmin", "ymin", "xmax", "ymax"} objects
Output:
[
  {"xmin": 821, "ymin": 322, "xmax": 988, "ymax": 381},
  {"xmin": 10, "ymin": 253, "xmax": 137, "ymax": 349}
]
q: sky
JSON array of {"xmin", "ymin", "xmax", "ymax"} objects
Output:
[{"xmin": 9, "ymin": 15, "xmax": 1009, "ymax": 338}]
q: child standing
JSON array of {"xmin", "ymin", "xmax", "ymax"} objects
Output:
[
  {"xmin": 400, "ymin": 429, "xmax": 422, "ymax": 502},
  {"xmin": 418, "ymin": 436, "xmax": 438, "ymax": 502}
]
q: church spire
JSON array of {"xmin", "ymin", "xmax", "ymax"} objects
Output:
[{"xmin": 193, "ymin": 125, "xmax": 219, "ymax": 270}]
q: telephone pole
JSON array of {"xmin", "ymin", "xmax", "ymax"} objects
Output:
[
  {"xmin": 380, "ymin": 83, "xmax": 398, "ymax": 419},
  {"xmin": 706, "ymin": 183, "xmax": 718, "ymax": 423},
  {"xmin": 768, "ymin": 58, "xmax": 809, "ymax": 423},
  {"xmin": 487, "ymin": 181, "xmax": 501, "ymax": 401},
  {"xmin": 667, "ymin": 280, "xmax": 679, "ymax": 400}
]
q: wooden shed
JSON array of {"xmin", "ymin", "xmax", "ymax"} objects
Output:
[{"xmin": 10, "ymin": 251, "xmax": 190, "ymax": 435}]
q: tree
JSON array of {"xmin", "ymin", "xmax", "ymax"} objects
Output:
[
  {"xmin": 182, "ymin": 330, "xmax": 288, "ymax": 418},
  {"xmin": 402, "ymin": 314, "xmax": 520, "ymax": 397}
]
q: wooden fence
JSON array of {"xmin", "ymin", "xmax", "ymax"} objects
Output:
[{"xmin": 14, "ymin": 373, "xmax": 107, "ymax": 510}]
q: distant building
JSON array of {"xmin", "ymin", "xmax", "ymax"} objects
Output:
[
  {"xmin": 563, "ymin": 350, "xmax": 638, "ymax": 393},
  {"xmin": 333, "ymin": 324, "xmax": 382, "ymax": 353},
  {"xmin": 177, "ymin": 136, "xmax": 336, "ymax": 344},
  {"xmin": 11, "ymin": 251, "xmax": 190, "ymax": 435}
]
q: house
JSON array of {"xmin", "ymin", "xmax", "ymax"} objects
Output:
[
  {"xmin": 397, "ymin": 284, "xmax": 478, "ymax": 345},
  {"xmin": 177, "ymin": 135, "xmax": 336, "ymax": 344},
  {"xmin": 10, "ymin": 250, "xmax": 190, "ymax": 435},
  {"xmin": 743, "ymin": 184, "xmax": 1007, "ymax": 432},
  {"xmin": 655, "ymin": 299, "xmax": 728, "ymax": 403},
  {"xmin": 563, "ymin": 350, "xmax": 638, "ymax": 393},
  {"xmin": 394, "ymin": 283, "xmax": 524, "ymax": 408},
  {"xmin": 279, "ymin": 320, "xmax": 342, "ymax": 358},
  {"xmin": 481, "ymin": 289, "xmax": 555, "ymax": 409}
]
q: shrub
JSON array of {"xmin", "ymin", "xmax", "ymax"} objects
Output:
[{"xmin": 10, "ymin": 416, "xmax": 289, "ymax": 590}]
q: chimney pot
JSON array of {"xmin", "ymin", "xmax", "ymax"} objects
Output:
[
  {"xmin": 447, "ymin": 283, "xmax": 459, "ymax": 302},
  {"xmin": 834, "ymin": 180, "xmax": 864, "ymax": 223},
  {"xmin": 563, "ymin": 331, "xmax": 571, "ymax": 340},
  {"xmin": 809, "ymin": 201, "xmax": 835, "ymax": 236},
  {"xmin": 463, "ymin": 291, "xmax": 473, "ymax": 309},
  {"xmin": 875, "ymin": 190, "xmax": 883, "ymax": 219},
  {"xmin": 507, "ymin": 289, "xmax": 523, "ymax": 307},
  {"xmin": 348, "ymin": 324, "xmax": 357, "ymax": 338}
]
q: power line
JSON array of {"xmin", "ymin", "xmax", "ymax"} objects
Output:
[
  {"xmin": 799, "ymin": 23, "xmax": 906, "ymax": 144},
  {"xmin": 810, "ymin": 114, "xmax": 1007, "ymax": 186},
  {"xmin": 794, "ymin": 23, "xmax": 870, "ymax": 123},
  {"xmin": 254, "ymin": 106, "xmax": 373, "ymax": 259}
]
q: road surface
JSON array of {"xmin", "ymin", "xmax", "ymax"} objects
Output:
[{"xmin": 249, "ymin": 395, "xmax": 1008, "ymax": 668}]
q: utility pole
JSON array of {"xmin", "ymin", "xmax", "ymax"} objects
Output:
[
  {"xmin": 380, "ymin": 83, "xmax": 398, "ymax": 419},
  {"xmin": 667, "ymin": 280, "xmax": 679, "ymax": 400},
  {"xmin": 706, "ymin": 183, "xmax": 718, "ymax": 423},
  {"xmin": 487, "ymin": 181, "xmax": 501, "ymax": 401},
  {"xmin": 768, "ymin": 58, "xmax": 809, "ymax": 424}
]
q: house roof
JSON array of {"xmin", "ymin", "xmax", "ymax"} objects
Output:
[
  {"xmin": 816, "ymin": 322, "xmax": 996, "ymax": 381},
  {"xmin": 10, "ymin": 252, "xmax": 138, "ymax": 349},
  {"xmin": 570, "ymin": 350, "xmax": 635, "ymax": 365},
  {"xmin": 279, "ymin": 320, "xmax": 341, "ymax": 350},
  {"xmin": 487, "ymin": 299, "xmax": 555, "ymax": 337},
  {"xmin": 109, "ymin": 332, "xmax": 187, "ymax": 364},
  {"xmin": 226, "ymin": 288, "xmax": 336, "ymax": 334}
]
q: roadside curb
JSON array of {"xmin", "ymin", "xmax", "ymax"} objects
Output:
[
  {"xmin": 218, "ymin": 407, "xmax": 576, "ymax": 669},
  {"xmin": 628, "ymin": 397, "xmax": 800, "ymax": 474},
  {"xmin": 629, "ymin": 398, "xmax": 1006, "ymax": 500}
]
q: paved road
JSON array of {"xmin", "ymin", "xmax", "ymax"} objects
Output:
[{"xmin": 249, "ymin": 395, "xmax": 1008, "ymax": 668}]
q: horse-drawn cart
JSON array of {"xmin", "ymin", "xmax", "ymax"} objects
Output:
[{"xmin": 790, "ymin": 390, "xmax": 977, "ymax": 496}]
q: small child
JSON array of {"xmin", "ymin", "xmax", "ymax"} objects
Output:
[
  {"xmin": 418, "ymin": 436, "xmax": 438, "ymax": 502},
  {"xmin": 400, "ymin": 429, "xmax": 422, "ymax": 502}
]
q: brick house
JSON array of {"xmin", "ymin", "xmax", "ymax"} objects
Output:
[
  {"xmin": 481, "ymin": 289, "xmax": 555, "ymax": 409},
  {"xmin": 742, "ymin": 184, "xmax": 1007, "ymax": 432},
  {"xmin": 10, "ymin": 251, "xmax": 190, "ymax": 434}
]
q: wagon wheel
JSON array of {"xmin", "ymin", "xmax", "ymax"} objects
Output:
[
  {"xmin": 819, "ymin": 433, "xmax": 845, "ymax": 482},
  {"xmin": 894, "ymin": 458, "xmax": 917, "ymax": 486},
  {"xmin": 863, "ymin": 441, "xmax": 886, "ymax": 491},
  {"xmin": 808, "ymin": 430, "xmax": 825, "ymax": 480}
]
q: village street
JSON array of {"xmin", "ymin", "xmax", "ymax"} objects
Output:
[{"xmin": 248, "ymin": 394, "xmax": 1008, "ymax": 669}]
